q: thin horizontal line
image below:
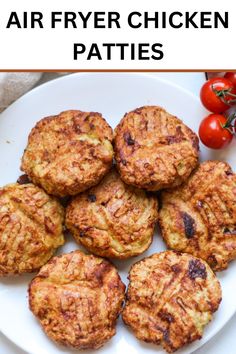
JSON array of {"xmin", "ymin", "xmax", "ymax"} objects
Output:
[{"xmin": 0, "ymin": 69, "xmax": 234, "ymax": 73}]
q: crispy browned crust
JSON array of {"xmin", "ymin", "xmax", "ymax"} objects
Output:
[
  {"xmin": 21, "ymin": 110, "xmax": 114, "ymax": 197},
  {"xmin": 114, "ymin": 106, "xmax": 199, "ymax": 191},
  {"xmin": 159, "ymin": 161, "xmax": 236, "ymax": 271},
  {"xmin": 122, "ymin": 251, "xmax": 221, "ymax": 353},
  {"xmin": 66, "ymin": 168, "xmax": 158, "ymax": 259},
  {"xmin": 0, "ymin": 183, "xmax": 64, "ymax": 276},
  {"xmin": 29, "ymin": 250, "xmax": 125, "ymax": 349}
]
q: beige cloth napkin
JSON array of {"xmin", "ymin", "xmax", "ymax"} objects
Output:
[{"xmin": 0, "ymin": 72, "xmax": 67, "ymax": 112}]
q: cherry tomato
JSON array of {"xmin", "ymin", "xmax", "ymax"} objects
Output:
[
  {"xmin": 224, "ymin": 72, "xmax": 236, "ymax": 88},
  {"xmin": 199, "ymin": 114, "xmax": 233, "ymax": 149},
  {"xmin": 200, "ymin": 77, "xmax": 236, "ymax": 113}
]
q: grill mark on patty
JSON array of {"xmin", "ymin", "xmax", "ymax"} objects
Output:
[
  {"xmin": 181, "ymin": 212, "xmax": 195, "ymax": 238},
  {"xmin": 223, "ymin": 227, "xmax": 236, "ymax": 235},
  {"xmin": 158, "ymin": 310, "xmax": 175, "ymax": 323},
  {"xmin": 93, "ymin": 261, "xmax": 112, "ymax": 286},
  {"xmin": 166, "ymin": 127, "xmax": 185, "ymax": 145},
  {"xmin": 191, "ymin": 135, "xmax": 200, "ymax": 151},
  {"xmin": 171, "ymin": 264, "xmax": 181, "ymax": 273},
  {"xmin": 188, "ymin": 259, "xmax": 207, "ymax": 280},
  {"xmin": 88, "ymin": 194, "xmax": 96, "ymax": 202},
  {"xmin": 225, "ymin": 170, "xmax": 233, "ymax": 176},
  {"xmin": 123, "ymin": 132, "xmax": 135, "ymax": 146},
  {"xmin": 166, "ymin": 135, "xmax": 184, "ymax": 145},
  {"xmin": 207, "ymin": 255, "xmax": 218, "ymax": 269},
  {"xmin": 17, "ymin": 174, "xmax": 31, "ymax": 185}
]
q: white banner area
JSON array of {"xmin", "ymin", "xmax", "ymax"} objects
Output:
[{"xmin": 0, "ymin": 0, "xmax": 234, "ymax": 69}]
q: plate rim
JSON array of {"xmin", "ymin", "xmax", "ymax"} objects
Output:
[{"xmin": 0, "ymin": 72, "xmax": 201, "ymax": 118}]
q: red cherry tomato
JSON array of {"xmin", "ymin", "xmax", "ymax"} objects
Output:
[
  {"xmin": 200, "ymin": 77, "xmax": 236, "ymax": 113},
  {"xmin": 224, "ymin": 72, "xmax": 236, "ymax": 88},
  {"xmin": 199, "ymin": 114, "xmax": 233, "ymax": 149}
]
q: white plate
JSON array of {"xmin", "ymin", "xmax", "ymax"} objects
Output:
[{"xmin": 0, "ymin": 73, "xmax": 236, "ymax": 354}]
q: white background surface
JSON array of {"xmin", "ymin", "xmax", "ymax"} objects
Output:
[
  {"xmin": 0, "ymin": 72, "xmax": 236, "ymax": 354},
  {"xmin": 0, "ymin": 0, "xmax": 235, "ymax": 69}
]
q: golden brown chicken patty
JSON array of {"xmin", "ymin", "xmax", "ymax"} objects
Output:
[
  {"xmin": 21, "ymin": 110, "xmax": 114, "ymax": 197},
  {"xmin": 159, "ymin": 161, "xmax": 236, "ymax": 271},
  {"xmin": 114, "ymin": 106, "xmax": 199, "ymax": 191},
  {"xmin": 66, "ymin": 169, "xmax": 158, "ymax": 259},
  {"xmin": 122, "ymin": 251, "xmax": 221, "ymax": 353},
  {"xmin": 29, "ymin": 250, "xmax": 125, "ymax": 349},
  {"xmin": 0, "ymin": 183, "xmax": 64, "ymax": 276}
]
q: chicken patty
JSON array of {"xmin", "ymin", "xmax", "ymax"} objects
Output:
[
  {"xmin": 29, "ymin": 250, "xmax": 125, "ymax": 349},
  {"xmin": 66, "ymin": 168, "xmax": 158, "ymax": 259},
  {"xmin": 21, "ymin": 110, "xmax": 114, "ymax": 197},
  {"xmin": 114, "ymin": 106, "xmax": 199, "ymax": 191},
  {"xmin": 122, "ymin": 251, "xmax": 221, "ymax": 353},
  {"xmin": 0, "ymin": 183, "xmax": 64, "ymax": 276},
  {"xmin": 159, "ymin": 161, "xmax": 236, "ymax": 271}
]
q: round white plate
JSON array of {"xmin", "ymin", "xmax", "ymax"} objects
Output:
[{"xmin": 0, "ymin": 73, "xmax": 236, "ymax": 354}]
